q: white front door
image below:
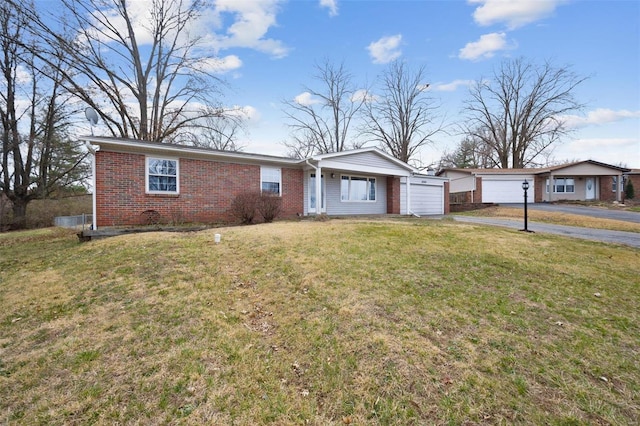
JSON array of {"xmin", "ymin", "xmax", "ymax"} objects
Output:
[
  {"xmin": 309, "ymin": 173, "xmax": 325, "ymax": 213},
  {"xmin": 585, "ymin": 177, "xmax": 595, "ymax": 200}
]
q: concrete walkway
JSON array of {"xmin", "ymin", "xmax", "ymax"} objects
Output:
[{"xmin": 451, "ymin": 216, "xmax": 640, "ymax": 248}]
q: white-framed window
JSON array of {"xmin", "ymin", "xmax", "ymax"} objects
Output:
[
  {"xmin": 612, "ymin": 176, "xmax": 624, "ymax": 192},
  {"xmin": 546, "ymin": 177, "xmax": 575, "ymax": 193},
  {"xmin": 341, "ymin": 175, "xmax": 376, "ymax": 201},
  {"xmin": 261, "ymin": 166, "xmax": 281, "ymax": 195},
  {"xmin": 146, "ymin": 157, "xmax": 179, "ymax": 194}
]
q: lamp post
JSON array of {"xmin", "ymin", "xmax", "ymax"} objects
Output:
[{"xmin": 520, "ymin": 179, "xmax": 533, "ymax": 233}]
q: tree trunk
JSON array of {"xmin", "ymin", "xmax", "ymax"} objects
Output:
[{"xmin": 11, "ymin": 198, "xmax": 28, "ymax": 230}]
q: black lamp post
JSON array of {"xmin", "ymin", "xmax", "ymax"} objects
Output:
[{"xmin": 520, "ymin": 179, "xmax": 533, "ymax": 233}]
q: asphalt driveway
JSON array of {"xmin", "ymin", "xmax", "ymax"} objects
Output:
[
  {"xmin": 507, "ymin": 203, "xmax": 640, "ymax": 223},
  {"xmin": 451, "ymin": 203, "xmax": 640, "ymax": 248}
]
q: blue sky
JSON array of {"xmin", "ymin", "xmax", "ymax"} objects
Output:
[{"xmin": 200, "ymin": 0, "xmax": 639, "ymax": 168}]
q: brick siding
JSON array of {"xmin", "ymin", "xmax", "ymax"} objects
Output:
[
  {"xmin": 95, "ymin": 151, "xmax": 303, "ymax": 226},
  {"xmin": 386, "ymin": 176, "xmax": 400, "ymax": 214}
]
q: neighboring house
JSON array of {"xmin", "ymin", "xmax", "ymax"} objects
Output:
[
  {"xmin": 625, "ymin": 170, "xmax": 640, "ymax": 199},
  {"xmin": 82, "ymin": 136, "xmax": 449, "ymax": 229},
  {"xmin": 438, "ymin": 160, "xmax": 630, "ymax": 204}
]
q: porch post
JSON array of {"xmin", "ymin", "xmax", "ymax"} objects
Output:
[
  {"xmin": 548, "ymin": 173, "xmax": 554, "ymax": 202},
  {"xmin": 617, "ymin": 173, "xmax": 623, "ymax": 202},
  {"xmin": 316, "ymin": 165, "xmax": 323, "ymax": 215}
]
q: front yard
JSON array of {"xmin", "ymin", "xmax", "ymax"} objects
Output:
[{"xmin": 1, "ymin": 220, "xmax": 638, "ymax": 424}]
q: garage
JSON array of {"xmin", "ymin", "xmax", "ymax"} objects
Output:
[
  {"xmin": 400, "ymin": 175, "xmax": 447, "ymax": 216},
  {"xmin": 482, "ymin": 178, "xmax": 534, "ymax": 204}
]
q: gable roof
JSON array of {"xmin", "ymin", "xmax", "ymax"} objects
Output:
[
  {"xmin": 81, "ymin": 136, "xmax": 416, "ymax": 175},
  {"xmin": 309, "ymin": 147, "xmax": 417, "ymax": 173},
  {"xmin": 546, "ymin": 159, "xmax": 630, "ymax": 173},
  {"xmin": 82, "ymin": 136, "xmax": 304, "ymax": 166},
  {"xmin": 437, "ymin": 159, "xmax": 630, "ymax": 176}
]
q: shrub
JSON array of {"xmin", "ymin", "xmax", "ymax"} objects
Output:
[
  {"xmin": 625, "ymin": 179, "xmax": 635, "ymax": 200},
  {"xmin": 258, "ymin": 193, "xmax": 282, "ymax": 223},
  {"xmin": 231, "ymin": 192, "xmax": 261, "ymax": 224}
]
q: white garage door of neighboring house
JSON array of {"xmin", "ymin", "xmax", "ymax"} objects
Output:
[
  {"xmin": 482, "ymin": 179, "xmax": 534, "ymax": 204},
  {"xmin": 400, "ymin": 178, "xmax": 445, "ymax": 215}
]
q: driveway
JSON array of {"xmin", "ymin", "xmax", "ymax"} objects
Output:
[
  {"xmin": 505, "ymin": 203, "xmax": 640, "ymax": 223},
  {"xmin": 451, "ymin": 216, "xmax": 640, "ymax": 248},
  {"xmin": 446, "ymin": 203, "xmax": 640, "ymax": 247}
]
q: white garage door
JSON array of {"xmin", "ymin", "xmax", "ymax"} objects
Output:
[
  {"xmin": 401, "ymin": 178, "xmax": 445, "ymax": 215},
  {"xmin": 483, "ymin": 179, "xmax": 534, "ymax": 203}
]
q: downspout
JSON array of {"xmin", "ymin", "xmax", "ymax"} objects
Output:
[{"xmin": 85, "ymin": 141, "xmax": 98, "ymax": 230}]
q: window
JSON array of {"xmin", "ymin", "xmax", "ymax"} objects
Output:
[
  {"xmin": 341, "ymin": 175, "xmax": 376, "ymax": 201},
  {"xmin": 147, "ymin": 157, "xmax": 178, "ymax": 193},
  {"xmin": 261, "ymin": 167, "xmax": 281, "ymax": 195},
  {"xmin": 546, "ymin": 177, "xmax": 575, "ymax": 193},
  {"xmin": 612, "ymin": 176, "xmax": 624, "ymax": 192}
]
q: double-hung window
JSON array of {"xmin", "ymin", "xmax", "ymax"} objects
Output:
[
  {"xmin": 147, "ymin": 157, "xmax": 178, "ymax": 194},
  {"xmin": 546, "ymin": 177, "xmax": 575, "ymax": 193},
  {"xmin": 261, "ymin": 167, "xmax": 282, "ymax": 195},
  {"xmin": 341, "ymin": 175, "xmax": 376, "ymax": 201}
]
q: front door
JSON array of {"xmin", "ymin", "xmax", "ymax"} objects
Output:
[
  {"xmin": 585, "ymin": 177, "xmax": 596, "ymax": 200},
  {"xmin": 309, "ymin": 173, "xmax": 325, "ymax": 213}
]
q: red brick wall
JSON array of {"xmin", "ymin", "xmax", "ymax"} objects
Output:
[
  {"xmin": 627, "ymin": 174, "xmax": 640, "ymax": 201},
  {"xmin": 95, "ymin": 151, "xmax": 303, "ymax": 226},
  {"xmin": 475, "ymin": 177, "xmax": 483, "ymax": 203},
  {"xmin": 443, "ymin": 181, "xmax": 450, "ymax": 214},
  {"xmin": 534, "ymin": 176, "xmax": 545, "ymax": 202},
  {"xmin": 599, "ymin": 176, "xmax": 619, "ymax": 202},
  {"xmin": 386, "ymin": 176, "xmax": 400, "ymax": 214}
]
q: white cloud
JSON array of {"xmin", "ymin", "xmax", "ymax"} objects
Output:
[
  {"xmin": 432, "ymin": 79, "xmax": 475, "ymax": 92},
  {"xmin": 198, "ymin": 55, "xmax": 243, "ymax": 74},
  {"xmin": 563, "ymin": 108, "xmax": 640, "ymax": 129},
  {"xmin": 458, "ymin": 32, "xmax": 515, "ymax": 61},
  {"xmin": 469, "ymin": 0, "xmax": 563, "ymax": 30},
  {"xmin": 351, "ymin": 89, "xmax": 376, "ymax": 103},
  {"xmin": 294, "ymin": 92, "xmax": 320, "ymax": 106},
  {"xmin": 367, "ymin": 34, "xmax": 403, "ymax": 64},
  {"xmin": 320, "ymin": 0, "xmax": 338, "ymax": 17},
  {"xmin": 559, "ymin": 138, "xmax": 639, "ymax": 166},
  {"xmin": 208, "ymin": 0, "xmax": 290, "ymax": 58}
]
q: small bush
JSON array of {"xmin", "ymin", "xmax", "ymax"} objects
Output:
[
  {"xmin": 231, "ymin": 192, "xmax": 261, "ymax": 224},
  {"xmin": 140, "ymin": 209, "xmax": 162, "ymax": 225},
  {"xmin": 258, "ymin": 193, "xmax": 282, "ymax": 223},
  {"xmin": 625, "ymin": 179, "xmax": 635, "ymax": 200}
]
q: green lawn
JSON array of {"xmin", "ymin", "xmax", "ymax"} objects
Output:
[{"xmin": 1, "ymin": 220, "xmax": 638, "ymax": 425}]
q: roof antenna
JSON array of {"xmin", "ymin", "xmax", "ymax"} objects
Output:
[{"xmin": 84, "ymin": 107, "xmax": 99, "ymax": 136}]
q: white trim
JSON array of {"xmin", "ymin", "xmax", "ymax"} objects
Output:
[
  {"xmin": 340, "ymin": 174, "xmax": 377, "ymax": 202},
  {"xmin": 260, "ymin": 166, "xmax": 282, "ymax": 196},
  {"xmin": 311, "ymin": 147, "xmax": 416, "ymax": 173},
  {"xmin": 91, "ymin": 149, "xmax": 97, "ymax": 230},
  {"xmin": 146, "ymin": 156, "xmax": 180, "ymax": 194},
  {"xmin": 81, "ymin": 135, "xmax": 302, "ymax": 166}
]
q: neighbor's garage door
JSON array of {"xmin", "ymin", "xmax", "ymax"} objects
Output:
[{"xmin": 482, "ymin": 179, "xmax": 534, "ymax": 203}]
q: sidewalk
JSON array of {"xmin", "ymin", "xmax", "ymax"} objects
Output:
[{"xmin": 451, "ymin": 216, "xmax": 640, "ymax": 248}]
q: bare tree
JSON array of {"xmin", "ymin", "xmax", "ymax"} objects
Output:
[
  {"xmin": 13, "ymin": 0, "xmax": 227, "ymax": 143},
  {"xmin": 0, "ymin": 3, "xmax": 89, "ymax": 229},
  {"xmin": 439, "ymin": 133, "xmax": 494, "ymax": 170},
  {"xmin": 282, "ymin": 59, "xmax": 365, "ymax": 157},
  {"xmin": 361, "ymin": 60, "xmax": 443, "ymax": 165},
  {"xmin": 186, "ymin": 110, "xmax": 248, "ymax": 151},
  {"xmin": 463, "ymin": 57, "xmax": 586, "ymax": 168}
]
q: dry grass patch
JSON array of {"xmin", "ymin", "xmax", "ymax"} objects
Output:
[
  {"xmin": 464, "ymin": 205, "xmax": 640, "ymax": 232},
  {"xmin": 1, "ymin": 220, "xmax": 638, "ymax": 424}
]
